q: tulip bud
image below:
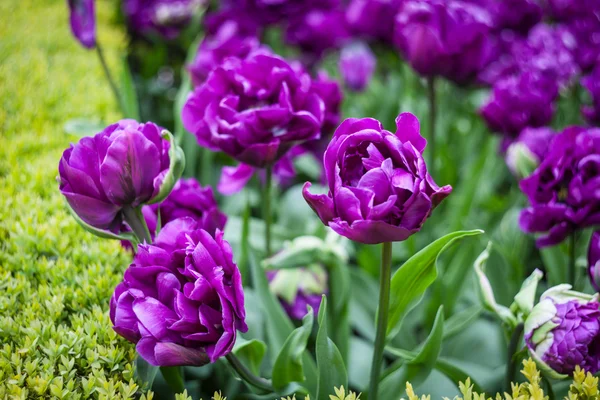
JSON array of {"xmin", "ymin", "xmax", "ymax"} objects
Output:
[
  {"xmin": 339, "ymin": 42, "xmax": 376, "ymax": 92},
  {"xmin": 524, "ymin": 285, "xmax": 600, "ymax": 378}
]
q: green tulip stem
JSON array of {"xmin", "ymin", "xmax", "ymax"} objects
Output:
[
  {"xmin": 122, "ymin": 206, "xmax": 152, "ymax": 244},
  {"xmin": 160, "ymin": 366, "xmax": 186, "ymax": 394},
  {"xmin": 96, "ymin": 43, "xmax": 126, "ymax": 115},
  {"xmin": 569, "ymin": 233, "xmax": 576, "ymax": 287},
  {"xmin": 369, "ymin": 241, "xmax": 393, "ymax": 400},
  {"xmin": 225, "ymin": 353, "xmax": 274, "ymax": 392},
  {"xmin": 427, "ymin": 76, "xmax": 437, "ymax": 175},
  {"xmin": 264, "ymin": 165, "xmax": 273, "ymax": 256},
  {"xmin": 505, "ymin": 323, "xmax": 524, "ymax": 392}
]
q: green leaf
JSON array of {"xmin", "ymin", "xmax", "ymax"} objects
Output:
[
  {"xmin": 160, "ymin": 366, "xmax": 185, "ymax": 394},
  {"xmin": 316, "ymin": 296, "xmax": 348, "ymax": 400},
  {"xmin": 328, "ymin": 258, "xmax": 351, "ymax": 363},
  {"xmin": 147, "ymin": 130, "xmax": 185, "ymax": 205},
  {"xmin": 272, "ymin": 307, "xmax": 314, "ymax": 390},
  {"xmin": 135, "ymin": 357, "xmax": 159, "ymax": 390},
  {"xmin": 233, "ymin": 338, "xmax": 267, "ymax": 376},
  {"xmin": 443, "ymin": 305, "xmax": 483, "ymax": 340},
  {"xmin": 120, "ymin": 56, "xmax": 140, "ymax": 120},
  {"xmin": 387, "ymin": 230, "xmax": 484, "ymax": 336},
  {"xmin": 63, "ymin": 118, "xmax": 105, "ymax": 138},
  {"xmin": 434, "ymin": 358, "xmax": 484, "ymax": 393},
  {"xmin": 248, "ymin": 251, "xmax": 318, "ymax": 396}
]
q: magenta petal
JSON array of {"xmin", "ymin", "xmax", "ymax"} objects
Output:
[
  {"xmin": 100, "ymin": 130, "xmax": 161, "ymax": 206},
  {"xmin": 136, "ymin": 338, "xmax": 159, "ymax": 366},
  {"xmin": 218, "ymin": 164, "xmax": 255, "ymax": 195},
  {"xmin": 62, "ymin": 191, "xmax": 121, "ymax": 229},
  {"xmin": 329, "ymin": 218, "xmax": 415, "ymax": 244},
  {"xmin": 302, "ymin": 182, "xmax": 336, "ymax": 224},
  {"xmin": 132, "ymin": 297, "xmax": 179, "ymax": 340},
  {"xmin": 395, "ymin": 112, "xmax": 427, "ymax": 153},
  {"xmin": 154, "ymin": 342, "xmax": 210, "ymax": 366}
]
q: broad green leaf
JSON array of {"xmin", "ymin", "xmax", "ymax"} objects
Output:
[
  {"xmin": 272, "ymin": 307, "xmax": 314, "ymax": 389},
  {"xmin": 120, "ymin": 56, "xmax": 140, "ymax": 120},
  {"xmin": 387, "ymin": 230, "xmax": 484, "ymax": 336},
  {"xmin": 434, "ymin": 358, "xmax": 484, "ymax": 393},
  {"xmin": 160, "ymin": 366, "xmax": 185, "ymax": 394},
  {"xmin": 540, "ymin": 243, "xmax": 569, "ymax": 287},
  {"xmin": 135, "ymin": 357, "xmax": 159, "ymax": 390},
  {"xmin": 233, "ymin": 338, "xmax": 267, "ymax": 376},
  {"xmin": 443, "ymin": 305, "xmax": 483, "ymax": 340},
  {"xmin": 328, "ymin": 258, "xmax": 351, "ymax": 362},
  {"xmin": 316, "ymin": 296, "xmax": 348, "ymax": 400},
  {"xmin": 248, "ymin": 251, "xmax": 318, "ymax": 396},
  {"xmin": 63, "ymin": 118, "xmax": 105, "ymax": 138}
]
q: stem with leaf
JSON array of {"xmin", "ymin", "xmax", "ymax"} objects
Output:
[
  {"xmin": 160, "ymin": 366, "xmax": 185, "ymax": 394},
  {"xmin": 505, "ymin": 323, "xmax": 524, "ymax": 392},
  {"xmin": 264, "ymin": 165, "xmax": 273, "ymax": 256},
  {"xmin": 225, "ymin": 353, "xmax": 274, "ymax": 392},
  {"xmin": 96, "ymin": 43, "xmax": 126, "ymax": 114},
  {"xmin": 369, "ymin": 242, "xmax": 393, "ymax": 400},
  {"xmin": 122, "ymin": 206, "xmax": 152, "ymax": 244}
]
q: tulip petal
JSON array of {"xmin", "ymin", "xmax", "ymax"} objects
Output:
[{"xmin": 302, "ymin": 182, "xmax": 336, "ymax": 223}]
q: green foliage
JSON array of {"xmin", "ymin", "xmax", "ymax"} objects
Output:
[{"xmin": 0, "ymin": 0, "xmax": 149, "ymax": 398}]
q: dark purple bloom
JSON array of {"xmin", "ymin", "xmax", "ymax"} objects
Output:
[
  {"xmin": 182, "ymin": 52, "xmax": 325, "ymax": 168},
  {"xmin": 203, "ymin": 8, "xmax": 261, "ymax": 37},
  {"xmin": 563, "ymin": 15, "xmax": 600, "ymax": 72},
  {"xmin": 285, "ymin": 8, "xmax": 349, "ymax": 60},
  {"xmin": 520, "ymin": 126, "xmax": 600, "ymax": 247},
  {"xmin": 545, "ymin": 0, "xmax": 600, "ymax": 22},
  {"xmin": 310, "ymin": 71, "xmax": 343, "ymax": 136},
  {"xmin": 393, "ymin": 0, "xmax": 493, "ymax": 84},
  {"xmin": 123, "ymin": 0, "xmax": 206, "ymax": 39},
  {"xmin": 477, "ymin": 30, "xmax": 522, "ymax": 86},
  {"xmin": 267, "ymin": 266, "xmax": 327, "ymax": 320},
  {"xmin": 468, "ymin": 0, "xmax": 541, "ymax": 33},
  {"xmin": 67, "ymin": 0, "xmax": 96, "ymax": 49},
  {"xmin": 339, "ymin": 42, "xmax": 377, "ymax": 92},
  {"xmin": 345, "ymin": 0, "xmax": 403, "ymax": 43},
  {"xmin": 506, "ymin": 127, "xmax": 556, "ymax": 176},
  {"xmin": 58, "ymin": 119, "xmax": 181, "ymax": 234},
  {"xmin": 187, "ymin": 19, "xmax": 263, "ymax": 87},
  {"xmin": 589, "ymin": 231, "xmax": 600, "ymax": 291},
  {"xmin": 223, "ymin": 0, "xmax": 340, "ymax": 25},
  {"xmin": 583, "ymin": 65, "xmax": 600, "ymax": 125},
  {"xmin": 525, "ymin": 287, "xmax": 600, "ymax": 376},
  {"xmin": 110, "ymin": 218, "xmax": 247, "ymax": 366},
  {"xmin": 480, "ymin": 72, "xmax": 558, "ymax": 143},
  {"xmin": 303, "ymin": 113, "xmax": 452, "ymax": 244}
]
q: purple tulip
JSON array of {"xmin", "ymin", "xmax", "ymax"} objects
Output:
[
  {"xmin": 345, "ymin": 0, "xmax": 403, "ymax": 43},
  {"xmin": 58, "ymin": 120, "xmax": 183, "ymax": 235},
  {"xmin": 505, "ymin": 127, "xmax": 556, "ymax": 177},
  {"xmin": 182, "ymin": 52, "xmax": 325, "ymax": 168},
  {"xmin": 303, "ymin": 113, "xmax": 452, "ymax": 244},
  {"xmin": 393, "ymin": 0, "xmax": 493, "ymax": 84},
  {"xmin": 582, "ymin": 65, "xmax": 600, "ymax": 125},
  {"xmin": 563, "ymin": 15, "xmax": 600, "ymax": 72},
  {"xmin": 339, "ymin": 42, "xmax": 377, "ymax": 92},
  {"xmin": 285, "ymin": 8, "xmax": 349, "ymax": 61},
  {"xmin": 187, "ymin": 20, "xmax": 263, "ymax": 87},
  {"xmin": 524, "ymin": 286, "xmax": 600, "ymax": 376},
  {"xmin": 203, "ymin": 8, "xmax": 261, "ymax": 37},
  {"xmin": 267, "ymin": 266, "xmax": 327, "ymax": 320},
  {"xmin": 123, "ymin": 0, "xmax": 206, "ymax": 39},
  {"xmin": 545, "ymin": 0, "xmax": 600, "ymax": 22},
  {"xmin": 519, "ymin": 126, "xmax": 600, "ymax": 247},
  {"xmin": 480, "ymin": 72, "xmax": 558, "ymax": 144},
  {"xmin": 110, "ymin": 218, "xmax": 247, "ymax": 366},
  {"xmin": 491, "ymin": 0, "xmax": 542, "ymax": 33},
  {"xmin": 589, "ymin": 232, "xmax": 600, "ymax": 291},
  {"xmin": 310, "ymin": 71, "xmax": 343, "ymax": 136},
  {"xmin": 223, "ymin": 0, "xmax": 340, "ymax": 25},
  {"xmin": 67, "ymin": 0, "xmax": 96, "ymax": 49}
]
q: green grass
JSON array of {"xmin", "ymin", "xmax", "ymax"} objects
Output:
[{"xmin": 0, "ymin": 0, "xmax": 152, "ymax": 398}]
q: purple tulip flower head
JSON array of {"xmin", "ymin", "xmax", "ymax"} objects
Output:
[
  {"xmin": 487, "ymin": 0, "xmax": 542, "ymax": 33},
  {"xmin": 267, "ymin": 265, "xmax": 327, "ymax": 320},
  {"xmin": 187, "ymin": 19, "xmax": 264, "ymax": 87},
  {"xmin": 110, "ymin": 218, "xmax": 248, "ymax": 366},
  {"xmin": 505, "ymin": 127, "xmax": 556, "ymax": 179},
  {"xmin": 589, "ymin": 231, "xmax": 600, "ymax": 291},
  {"xmin": 393, "ymin": 0, "xmax": 493, "ymax": 84},
  {"xmin": 123, "ymin": 0, "xmax": 206, "ymax": 39},
  {"xmin": 564, "ymin": 15, "xmax": 600, "ymax": 72},
  {"xmin": 345, "ymin": 0, "xmax": 403, "ymax": 43},
  {"xmin": 182, "ymin": 52, "xmax": 326, "ymax": 168},
  {"xmin": 224, "ymin": 0, "xmax": 340, "ymax": 26},
  {"xmin": 58, "ymin": 119, "xmax": 185, "ymax": 239},
  {"xmin": 481, "ymin": 72, "xmax": 558, "ymax": 145},
  {"xmin": 582, "ymin": 65, "xmax": 600, "ymax": 125},
  {"xmin": 339, "ymin": 42, "xmax": 377, "ymax": 92},
  {"xmin": 285, "ymin": 8, "xmax": 349, "ymax": 61},
  {"xmin": 545, "ymin": 0, "xmax": 600, "ymax": 22},
  {"xmin": 524, "ymin": 285, "xmax": 600, "ymax": 377},
  {"xmin": 311, "ymin": 71, "xmax": 343, "ymax": 136},
  {"xmin": 520, "ymin": 126, "xmax": 600, "ymax": 247},
  {"xmin": 303, "ymin": 113, "xmax": 452, "ymax": 244},
  {"xmin": 67, "ymin": 0, "xmax": 96, "ymax": 49}
]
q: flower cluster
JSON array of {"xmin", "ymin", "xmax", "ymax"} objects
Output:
[
  {"xmin": 110, "ymin": 218, "xmax": 247, "ymax": 366},
  {"xmin": 519, "ymin": 126, "xmax": 600, "ymax": 248},
  {"xmin": 122, "ymin": 0, "xmax": 206, "ymax": 39}
]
